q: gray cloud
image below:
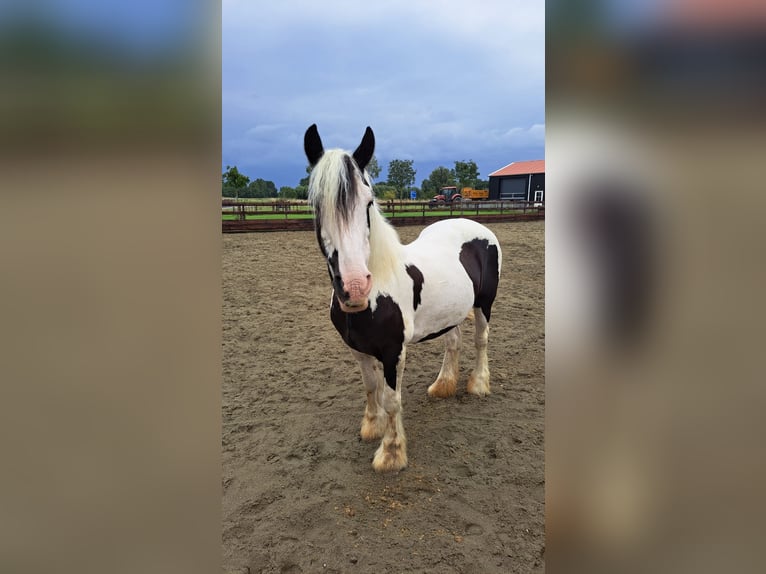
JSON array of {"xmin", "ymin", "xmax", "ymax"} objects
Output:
[{"xmin": 223, "ymin": 0, "xmax": 544, "ymax": 188}]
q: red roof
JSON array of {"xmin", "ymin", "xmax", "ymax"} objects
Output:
[{"xmin": 489, "ymin": 160, "xmax": 545, "ymax": 177}]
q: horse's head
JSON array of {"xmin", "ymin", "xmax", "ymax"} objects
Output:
[{"xmin": 305, "ymin": 124, "xmax": 376, "ymax": 313}]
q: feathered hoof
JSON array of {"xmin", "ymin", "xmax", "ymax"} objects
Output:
[
  {"xmin": 372, "ymin": 441, "xmax": 408, "ymax": 473},
  {"xmin": 360, "ymin": 415, "xmax": 386, "ymax": 441},
  {"xmin": 427, "ymin": 377, "xmax": 457, "ymax": 398},
  {"xmin": 466, "ymin": 374, "xmax": 491, "ymax": 396}
]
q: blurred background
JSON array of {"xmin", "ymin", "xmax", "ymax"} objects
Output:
[
  {"xmin": 0, "ymin": 2, "xmax": 220, "ymax": 573},
  {"xmin": 547, "ymin": 0, "xmax": 766, "ymax": 572}
]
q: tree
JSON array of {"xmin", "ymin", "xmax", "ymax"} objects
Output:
[
  {"xmin": 373, "ymin": 184, "xmax": 398, "ymax": 200},
  {"xmin": 366, "ymin": 155, "xmax": 381, "ymax": 181},
  {"xmin": 421, "ymin": 166, "xmax": 456, "ymax": 198},
  {"xmin": 454, "ymin": 160, "xmax": 480, "ymax": 190},
  {"xmin": 291, "ymin": 165, "xmax": 310, "ymax": 200},
  {"xmin": 247, "ymin": 178, "xmax": 278, "ymax": 198},
  {"xmin": 297, "ymin": 165, "xmax": 311, "ymax": 189},
  {"xmin": 222, "ymin": 165, "xmax": 250, "ymax": 198},
  {"xmin": 387, "ymin": 159, "xmax": 416, "ymax": 200}
]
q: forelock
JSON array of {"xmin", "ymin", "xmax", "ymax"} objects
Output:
[{"xmin": 308, "ymin": 149, "xmax": 369, "ymax": 232}]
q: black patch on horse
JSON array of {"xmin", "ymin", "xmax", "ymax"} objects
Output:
[
  {"xmin": 366, "ymin": 201, "xmax": 373, "ymax": 228},
  {"xmin": 336, "ymin": 155, "xmax": 358, "ymax": 225},
  {"xmin": 327, "ymin": 249, "xmax": 346, "ymax": 298},
  {"xmin": 417, "ymin": 324, "xmax": 458, "ymax": 343},
  {"xmin": 459, "ymin": 238, "xmax": 500, "ymax": 322},
  {"xmin": 330, "ymin": 294, "xmax": 405, "ymax": 391},
  {"xmin": 405, "ymin": 264, "xmax": 424, "ymax": 311},
  {"xmin": 314, "ymin": 206, "xmax": 327, "ymax": 258}
]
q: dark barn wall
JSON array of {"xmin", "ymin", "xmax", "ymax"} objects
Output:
[
  {"xmin": 530, "ymin": 174, "xmax": 545, "ymax": 201},
  {"xmin": 500, "ymin": 176, "xmax": 529, "ymax": 200},
  {"xmin": 489, "ymin": 172, "xmax": 545, "ymax": 202},
  {"xmin": 489, "ymin": 177, "xmax": 501, "ymax": 200}
]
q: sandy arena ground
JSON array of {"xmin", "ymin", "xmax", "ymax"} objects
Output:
[{"xmin": 223, "ymin": 220, "xmax": 544, "ymax": 573}]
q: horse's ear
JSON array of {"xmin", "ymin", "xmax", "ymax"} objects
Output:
[
  {"xmin": 353, "ymin": 126, "xmax": 375, "ymax": 171},
  {"xmin": 304, "ymin": 124, "xmax": 324, "ymax": 167}
]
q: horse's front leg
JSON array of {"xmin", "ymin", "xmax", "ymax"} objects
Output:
[
  {"xmin": 350, "ymin": 349, "xmax": 386, "ymax": 441},
  {"xmin": 372, "ymin": 347, "xmax": 408, "ymax": 472}
]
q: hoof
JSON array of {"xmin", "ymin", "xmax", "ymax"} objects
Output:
[
  {"xmin": 360, "ymin": 415, "xmax": 386, "ymax": 441},
  {"xmin": 372, "ymin": 441, "xmax": 408, "ymax": 473},
  {"xmin": 466, "ymin": 374, "xmax": 490, "ymax": 396},
  {"xmin": 427, "ymin": 377, "xmax": 457, "ymax": 398}
]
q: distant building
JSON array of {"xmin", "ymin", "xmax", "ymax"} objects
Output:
[{"xmin": 488, "ymin": 160, "xmax": 545, "ymax": 203}]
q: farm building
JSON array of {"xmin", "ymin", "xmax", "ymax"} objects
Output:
[{"xmin": 488, "ymin": 160, "xmax": 545, "ymax": 203}]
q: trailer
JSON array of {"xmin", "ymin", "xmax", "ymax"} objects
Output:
[
  {"xmin": 461, "ymin": 187, "xmax": 489, "ymax": 200},
  {"xmin": 429, "ymin": 186, "xmax": 489, "ymax": 205}
]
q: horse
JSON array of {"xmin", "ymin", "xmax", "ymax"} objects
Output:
[{"xmin": 304, "ymin": 124, "xmax": 502, "ymax": 472}]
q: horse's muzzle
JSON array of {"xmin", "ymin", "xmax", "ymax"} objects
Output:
[
  {"xmin": 336, "ymin": 274, "xmax": 372, "ymax": 313},
  {"xmin": 337, "ymin": 296, "xmax": 369, "ymax": 313}
]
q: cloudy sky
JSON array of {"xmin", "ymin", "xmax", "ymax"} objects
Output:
[{"xmin": 223, "ymin": 0, "xmax": 544, "ymax": 190}]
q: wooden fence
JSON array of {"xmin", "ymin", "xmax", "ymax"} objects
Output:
[{"xmin": 222, "ymin": 199, "xmax": 544, "ymax": 233}]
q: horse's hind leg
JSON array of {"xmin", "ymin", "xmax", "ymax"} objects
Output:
[
  {"xmin": 351, "ymin": 350, "xmax": 386, "ymax": 441},
  {"xmin": 467, "ymin": 308, "xmax": 491, "ymax": 396},
  {"xmin": 427, "ymin": 326, "xmax": 461, "ymax": 398}
]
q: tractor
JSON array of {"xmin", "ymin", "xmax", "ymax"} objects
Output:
[
  {"xmin": 429, "ymin": 186, "xmax": 463, "ymax": 207},
  {"xmin": 430, "ymin": 185, "xmax": 489, "ymax": 206}
]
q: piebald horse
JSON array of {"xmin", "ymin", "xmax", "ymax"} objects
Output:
[{"xmin": 304, "ymin": 124, "xmax": 502, "ymax": 472}]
